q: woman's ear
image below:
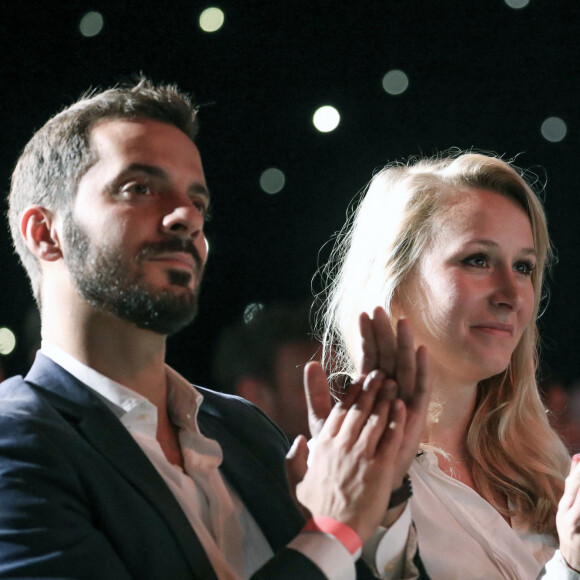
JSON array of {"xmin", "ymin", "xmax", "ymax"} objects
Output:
[{"xmin": 20, "ymin": 206, "xmax": 63, "ymax": 262}]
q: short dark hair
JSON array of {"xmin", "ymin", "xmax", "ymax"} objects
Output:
[{"xmin": 8, "ymin": 77, "xmax": 199, "ymax": 303}]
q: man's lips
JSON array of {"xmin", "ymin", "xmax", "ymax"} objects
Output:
[
  {"xmin": 471, "ymin": 322, "xmax": 514, "ymax": 337},
  {"xmin": 148, "ymin": 252, "xmax": 197, "ymax": 271}
]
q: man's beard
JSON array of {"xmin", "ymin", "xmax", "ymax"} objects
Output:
[{"xmin": 63, "ymin": 217, "xmax": 204, "ymax": 335}]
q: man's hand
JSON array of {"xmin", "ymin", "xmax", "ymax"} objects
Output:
[
  {"xmin": 295, "ymin": 371, "xmax": 406, "ymax": 543},
  {"xmin": 306, "ymin": 308, "xmax": 431, "ymax": 484},
  {"xmin": 297, "ymin": 307, "xmax": 432, "ymax": 529},
  {"xmin": 557, "ymin": 454, "xmax": 580, "ymax": 573}
]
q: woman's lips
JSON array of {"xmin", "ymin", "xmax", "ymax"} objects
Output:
[{"xmin": 471, "ymin": 323, "xmax": 514, "ymax": 337}]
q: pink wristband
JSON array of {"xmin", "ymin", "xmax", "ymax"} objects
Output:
[{"xmin": 302, "ymin": 516, "xmax": 363, "ymax": 556}]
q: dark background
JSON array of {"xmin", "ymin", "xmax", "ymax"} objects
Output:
[{"xmin": 1, "ymin": 0, "xmax": 579, "ymax": 387}]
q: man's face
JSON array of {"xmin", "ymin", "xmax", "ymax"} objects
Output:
[{"xmin": 64, "ymin": 118, "xmax": 210, "ymax": 335}]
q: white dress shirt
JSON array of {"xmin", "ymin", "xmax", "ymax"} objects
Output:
[
  {"xmin": 41, "ymin": 342, "xmax": 356, "ymax": 580},
  {"xmin": 367, "ymin": 447, "xmax": 579, "ymax": 580}
]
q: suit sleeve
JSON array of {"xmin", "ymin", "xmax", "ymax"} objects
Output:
[
  {"xmin": 251, "ymin": 548, "xmax": 328, "ymax": 579},
  {"xmin": 0, "ymin": 412, "xmax": 132, "ymax": 579}
]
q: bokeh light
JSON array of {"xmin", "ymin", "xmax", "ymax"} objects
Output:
[
  {"xmin": 260, "ymin": 168, "xmax": 286, "ymax": 194},
  {"xmin": 541, "ymin": 117, "xmax": 567, "ymax": 143},
  {"xmin": 313, "ymin": 106, "xmax": 340, "ymax": 133},
  {"xmin": 0, "ymin": 327, "xmax": 16, "ymax": 356},
  {"xmin": 382, "ymin": 69, "xmax": 409, "ymax": 95},
  {"xmin": 243, "ymin": 302, "xmax": 265, "ymax": 324},
  {"xmin": 79, "ymin": 11, "xmax": 104, "ymax": 37},
  {"xmin": 199, "ymin": 7, "xmax": 225, "ymax": 32},
  {"xmin": 504, "ymin": 0, "xmax": 529, "ymax": 8}
]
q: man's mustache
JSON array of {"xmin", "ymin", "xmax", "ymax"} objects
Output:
[{"xmin": 138, "ymin": 237, "xmax": 204, "ymax": 272}]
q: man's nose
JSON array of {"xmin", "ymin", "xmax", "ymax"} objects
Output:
[{"xmin": 161, "ymin": 204, "xmax": 204, "ymax": 240}]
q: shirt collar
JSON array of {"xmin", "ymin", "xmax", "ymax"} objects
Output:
[{"xmin": 40, "ymin": 340, "xmax": 204, "ymax": 435}]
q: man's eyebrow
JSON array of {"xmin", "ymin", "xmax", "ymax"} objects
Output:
[
  {"xmin": 188, "ymin": 181, "xmax": 211, "ymax": 201},
  {"xmin": 116, "ymin": 163, "xmax": 211, "ymax": 200}
]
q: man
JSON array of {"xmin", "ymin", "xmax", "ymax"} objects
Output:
[
  {"xmin": 1, "ymin": 79, "xmax": 428, "ymax": 579},
  {"xmin": 213, "ymin": 303, "xmax": 318, "ymax": 440}
]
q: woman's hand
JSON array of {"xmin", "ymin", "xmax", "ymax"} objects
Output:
[
  {"xmin": 557, "ymin": 454, "xmax": 580, "ymax": 573},
  {"xmin": 359, "ymin": 307, "xmax": 431, "ymax": 488},
  {"xmin": 358, "ymin": 307, "xmax": 432, "ymax": 526}
]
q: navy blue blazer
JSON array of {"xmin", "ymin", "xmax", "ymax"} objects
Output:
[{"xmin": 0, "ymin": 353, "xmax": 347, "ymax": 579}]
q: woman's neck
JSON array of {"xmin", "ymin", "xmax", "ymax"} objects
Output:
[{"xmin": 424, "ymin": 375, "xmax": 478, "ymax": 458}]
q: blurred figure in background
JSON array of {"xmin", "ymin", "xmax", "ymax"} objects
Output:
[
  {"xmin": 542, "ymin": 376, "xmax": 580, "ymax": 453},
  {"xmin": 213, "ymin": 303, "xmax": 319, "ymax": 441}
]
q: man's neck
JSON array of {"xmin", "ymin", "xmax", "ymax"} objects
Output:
[{"xmin": 41, "ymin": 300, "xmax": 169, "ymax": 409}]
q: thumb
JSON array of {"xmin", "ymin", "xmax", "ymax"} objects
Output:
[
  {"xmin": 571, "ymin": 453, "xmax": 580, "ymax": 474},
  {"xmin": 304, "ymin": 362, "xmax": 332, "ymax": 438},
  {"xmin": 286, "ymin": 435, "xmax": 309, "ymax": 486},
  {"xmin": 285, "ymin": 435, "xmax": 311, "ymax": 519}
]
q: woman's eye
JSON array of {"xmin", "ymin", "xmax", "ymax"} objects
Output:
[
  {"xmin": 515, "ymin": 261, "xmax": 535, "ymax": 276},
  {"xmin": 462, "ymin": 254, "xmax": 488, "ymax": 268}
]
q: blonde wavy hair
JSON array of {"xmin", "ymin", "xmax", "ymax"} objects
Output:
[{"xmin": 320, "ymin": 152, "xmax": 569, "ymax": 534}]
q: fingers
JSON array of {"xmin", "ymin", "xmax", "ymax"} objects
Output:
[
  {"xmin": 561, "ymin": 454, "xmax": 580, "ymax": 511},
  {"xmin": 372, "ymin": 307, "xmax": 397, "ymax": 377},
  {"xmin": 337, "ymin": 370, "xmax": 390, "ymax": 448},
  {"xmin": 379, "ymin": 344, "xmax": 430, "ymax": 483},
  {"xmin": 304, "ymin": 362, "xmax": 333, "ymax": 439},
  {"xmin": 318, "ymin": 379, "xmax": 363, "ymax": 439},
  {"xmin": 377, "ymin": 398, "xmax": 406, "ymax": 460},
  {"xmin": 356, "ymin": 378, "xmax": 399, "ymax": 454},
  {"xmin": 285, "ymin": 435, "xmax": 312, "ymax": 520},
  {"xmin": 408, "ymin": 345, "xmax": 431, "ymax": 412},
  {"xmin": 359, "ymin": 307, "xmax": 397, "ymax": 377},
  {"xmin": 359, "ymin": 312, "xmax": 378, "ymax": 375},
  {"xmin": 570, "ymin": 454, "xmax": 580, "ymax": 475},
  {"xmin": 395, "ymin": 319, "xmax": 416, "ymax": 403},
  {"xmin": 286, "ymin": 435, "xmax": 309, "ymax": 487}
]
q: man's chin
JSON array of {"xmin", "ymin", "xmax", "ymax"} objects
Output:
[
  {"xmin": 166, "ymin": 269, "xmax": 196, "ymax": 289},
  {"xmin": 97, "ymin": 288, "xmax": 199, "ymax": 336},
  {"xmin": 127, "ymin": 299, "xmax": 198, "ymax": 335},
  {"xmin": 133, "ymin": 312, "xmax": 197, "ymax": 336}
]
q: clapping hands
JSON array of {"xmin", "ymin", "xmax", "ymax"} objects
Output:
[{"xmin": 286, "ymin": 307, "xmax": 432, "ymax": 539}]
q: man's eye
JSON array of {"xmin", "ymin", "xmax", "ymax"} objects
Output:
[
  {"xmin": 122, "ymin": 183, "xmax": 152, "ymax": 196},
  {"xmin": 192, "ymin": 199, "xmax": 211, "ymax": 220}
]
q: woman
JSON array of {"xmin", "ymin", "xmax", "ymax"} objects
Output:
[{"xmin": 319, "ymin": 152, "xmax": 575, "ymax": 578}]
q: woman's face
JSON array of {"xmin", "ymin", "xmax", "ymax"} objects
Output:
[{"xmin": 395, "ymin": 189, "xmax": 536, "ymax": 386}]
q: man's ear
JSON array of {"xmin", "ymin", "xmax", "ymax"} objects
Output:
[{"xmin": 20, "ymin": 206, "xmax": 63, "ymax": 262}]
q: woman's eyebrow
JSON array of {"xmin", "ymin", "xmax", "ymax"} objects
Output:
[{"xmin": 462, "ymin": 239, "xmax": 536, "ymax": 255}]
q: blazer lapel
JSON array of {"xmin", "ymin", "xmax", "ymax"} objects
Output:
[
  {"xmin": 198, "ymin": 406, "xmax": 304, "ymax": 552},
  {"xmin": 25, "ymin": 353, "xmax": 218, "ymax": 580}
]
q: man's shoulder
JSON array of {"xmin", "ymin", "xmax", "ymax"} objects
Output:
[
  {"xmin": 196, "ymin": 384, "xmax": 291, "ymax": 451},
  {"xmin": 0, "ymin": 374, "xmax": 48, "ymax": 414},
  {"xmin": 197, "ymin": 385, "xmax": 283, "ymax": 427}
]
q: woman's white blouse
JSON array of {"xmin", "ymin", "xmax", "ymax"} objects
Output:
[{"xmin": 372, "ymin": 448, "xmax": 579, "ymax": 579}]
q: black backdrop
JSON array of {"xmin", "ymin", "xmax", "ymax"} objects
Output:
[{"xmin": 1, "ymin": 0, "xmax": 579, "ymax": 386}]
